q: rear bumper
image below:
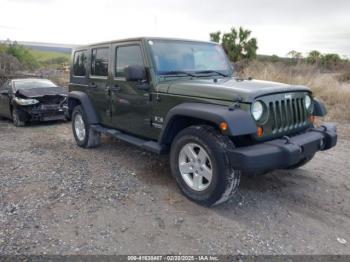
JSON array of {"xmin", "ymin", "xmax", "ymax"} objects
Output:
[{"xmin": 228, "ymin": 123, "xmax": 337, "ymax": 171}]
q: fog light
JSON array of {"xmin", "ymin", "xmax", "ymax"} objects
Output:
[
  {"xmin": 299, "ymin": 146, "xmax": 304, "ymax": 153},
  {"xmin": 257, "ymin": 127, "xmax": 264, "ymax": 137},
  {"xmin": 219, "ymin": 122, "xmax": 228, "ymax": 131},
  {"xmin": 320, "ymin": 139, "xmax": 325, "ymax": 150}
]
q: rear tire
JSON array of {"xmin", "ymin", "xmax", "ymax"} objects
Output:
[
  {"xmin": 170, "ymin": 125, "xmax": 241, "ymax": 206},
  {"xmin": 72, "ymin": 105, "xmax": 101, "ymax": 148},
  {"xmin": 12, "ymin": 109, "xmax": 26, "ymax": 127},
  {"xmin": 285, "ymin": 154, "xmax": 315, "ymax": 170}
]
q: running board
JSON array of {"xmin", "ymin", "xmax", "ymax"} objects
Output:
[{"xmin": 90, "ymin": 124, "xmax": 166, "ymax": 154}]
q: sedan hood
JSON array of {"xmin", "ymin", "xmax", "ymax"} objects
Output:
[
  {"xmin": 163, "ymin": 78, "xmax": 310, "ymax": 102},
  {"xmin": 16, "ymin": 87, "xmax": 68, "ymax": 99}
]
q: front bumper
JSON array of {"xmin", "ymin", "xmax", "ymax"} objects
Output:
[
  {"xmin": 228, "ymin": 123, "xmax": 337, "ymax": 171},
  {"xmin": 20, "ymin": 105, "xmax": 66, "ymax": 122}
]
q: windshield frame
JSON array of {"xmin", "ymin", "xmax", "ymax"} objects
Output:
[{"xmin": 147, "ymin": 39, "xmax": 234, "ymax": 79}]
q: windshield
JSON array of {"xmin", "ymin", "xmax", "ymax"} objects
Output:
[
  {"xmin": 148, "ymin": 40, "xmax": 233, "ymax": 77},
  {"xmin": 14, "ymin": 79, "xmax": 57, "ymax": 90}
]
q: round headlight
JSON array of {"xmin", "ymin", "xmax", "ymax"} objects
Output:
[
  {"xmin": 251, "ymin": 101, "xmax": 264, "ymax": 121},
  {"xmin": 305, "ymin": 95, "xmax": 312, "ymax": 110}
]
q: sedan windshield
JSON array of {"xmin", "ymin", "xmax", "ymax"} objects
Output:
[
  {"xmin": 14, "ymin": 79, "xmax": 57, "ymax": 90},
  {"xmin": 148, "ymin": 40, "xmax": 233, "ymax": 77}
]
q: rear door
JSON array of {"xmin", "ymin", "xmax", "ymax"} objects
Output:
[
  {"xmin": 88, "ymin": 45, "xmax": 112, "ymax": 126},
  {"xmin": 70, "ymin": 49, "xmax": 89, "ymax": 92},
  {"xmin": 110, "ymin": 42, "xmax": 153, "ymax": 137}
]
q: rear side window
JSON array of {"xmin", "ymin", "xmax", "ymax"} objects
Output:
[
  {"xmin": 91, "ymin": 48, "xmax": 109, "ymax": 77},
  {"xmin": 116, "ymin": 45, "xmax": 144, "ymax": 78},
  {"xmin": 73, "ymin": 50, "xmax": 87, "ymax": 76}
]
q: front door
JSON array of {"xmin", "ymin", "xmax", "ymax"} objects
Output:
[
  {"xmin": 88, "ymin": 46, "xmax": 112, "ymax": 126},
  {"xmin": 110, "ymin": 42, "xmax": 153, "ymax": 138}
]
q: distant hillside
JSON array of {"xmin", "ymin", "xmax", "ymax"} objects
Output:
[
  {"xmin": 0, "ymin": 40, "xmax": 78, "ymax": 54},
  {"xmin": 29, "ymin": 49, "xmax": 71, "ymax": 67},
  {"xmin": 20, "ymin": 41, "xmax": 78, "ymax": 54}
]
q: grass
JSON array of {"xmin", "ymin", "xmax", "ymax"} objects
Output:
[
  {"xmin": 28, "ymin": 49, "xmax": 70, "ymax": 69},
  {"xmin": 240, "ymin": 61, "xmax": 350, "ymax": 121}
]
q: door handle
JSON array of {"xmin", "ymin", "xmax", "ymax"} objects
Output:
[{"xmin": 90, "ymin": 82, "xmax": 97, "ymax": 88}]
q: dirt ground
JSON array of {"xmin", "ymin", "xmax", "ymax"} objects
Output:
[{"xmin": 0, "ymin": 119, "xmax": 349, "ymax": 255}]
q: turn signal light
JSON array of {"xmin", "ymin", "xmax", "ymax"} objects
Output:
[
  {"xmin": 308, "ymin": 115, "xmax": 315, "ymax": 124},
  {"xmin": 219, "ymin": 122, "xmax": 228, "ymax": 131},
  {"xmin": 257, "ymin": 127, "xmax": 264, "ymax": 137}
]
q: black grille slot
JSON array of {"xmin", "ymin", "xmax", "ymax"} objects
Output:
[{"xmin": 270, "ymin": 98, "xmax": 307, "ymax": 134}]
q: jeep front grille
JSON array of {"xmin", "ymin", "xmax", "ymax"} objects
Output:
[{"xmin": 269, "ymin": 98, "xmax": 307, "ymax": 134}]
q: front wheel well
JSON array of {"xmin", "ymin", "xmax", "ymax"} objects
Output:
[
  {"xmin": 68, "ymin": 97, "xmax": 81, "ymax": 118},
  {"xmin": 162, "ymin": 116, "xmax": 219, "ymax": 146}
]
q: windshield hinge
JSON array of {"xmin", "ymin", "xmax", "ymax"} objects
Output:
[{"xmin": 228, "ymin": 96, "xmax": 243, "ymax": 111}]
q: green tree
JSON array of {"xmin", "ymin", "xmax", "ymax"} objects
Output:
[
  {"xmin": 320, "ymin": 53, "xmax": 341, "ymax": 69},
  {"xmin": 307, "ymin": 50, "xmax": 321, "ymax": 64},
  {"xmin": 287, "ymin": 50, "xmax": 303, "ymax": 65},
  {"xmin": 287, "ymin": 50, "xmax": 303, "ymax": 60},
  {"xmin": 209, "ymin": 31, "xmax": 221, "ymax": 43},
  {"xmin": 209, "ymin": 27, "xmax": 258, "ymax": 62},
  {"xmin": 0, "ymin": 43, "xmax": 6, "ymax": 54},
  {"xmin": 6, "ymin": 41, "xmax": 39, "ymax": 70},
  {"xmin": 270, "ymin": 54, "xmax": 280, "ymax": 62}
]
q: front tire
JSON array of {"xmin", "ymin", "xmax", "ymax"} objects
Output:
[
  {"xmin": 72, "ymin": 105, "xmax": 101, "ymax": 148},
  {"xmin": 170, "ymin": 125, "xmax": 241, "ymax": 206}
]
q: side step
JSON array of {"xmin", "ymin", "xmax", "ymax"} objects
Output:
[{"xmin": 90, "ymin": 124, "xmax": 166, "ymax": 154}]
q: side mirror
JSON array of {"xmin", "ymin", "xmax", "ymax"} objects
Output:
[{"xmin": 124, "ymin": 65, "xmax": 147, "ymax": 82}]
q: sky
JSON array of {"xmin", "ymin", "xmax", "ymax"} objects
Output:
[{"xmin": 0, "ymin": 0, "xmax": 349, "ymax": 57}]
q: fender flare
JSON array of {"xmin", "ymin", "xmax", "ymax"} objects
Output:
[
  {"xmin": 159, "ymin": 103, "xmax": 257, "ymax": 145},
  {"xmin": 68, "ymin": 91, "xmax": 99, "ymax": 124},
  {"xmin": 313, "ymin": 98, "xmax": 327, "ymax": 117}
]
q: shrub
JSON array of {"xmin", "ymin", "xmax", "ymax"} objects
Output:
[{"xmin": 240, "ymin": 61, "xmax": 350, "ymax": 121}]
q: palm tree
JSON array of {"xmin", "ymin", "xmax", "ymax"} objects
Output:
[{"xmin": 210, "ymin": 27, "xmax": 258, "ymax": 62}]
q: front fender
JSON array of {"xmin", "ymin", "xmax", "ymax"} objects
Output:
[
  {"xmin": 313, "ymin": 98, "xmax": 327, "ymax": 117},
  {"xmin": 68, "ymin": 91, "xmax": 99, "ymax": 124},
  {"xmin": 159, "ymin": 103, "xmax": 257, "ymax": 144}
]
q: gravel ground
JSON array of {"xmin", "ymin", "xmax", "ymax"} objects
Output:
[{"xmin": 0, "ymin": 119, "xmax": 349, "ymax": 255}]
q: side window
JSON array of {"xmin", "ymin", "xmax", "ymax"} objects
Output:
[
  {"xmin": 91, "ymin": 48, "xmax": 109, "ymax": 77},
  {"xmin": 116, "ymin": 45, "xmax": 144, "ymax": 78},
  {"xmin": 73, "ymin": 50, "xmax": 87, "ymax": 76}
]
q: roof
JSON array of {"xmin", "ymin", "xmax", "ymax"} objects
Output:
[{"xmin": 74, "ymin": 37, "xmax": 217, "ymax": 51}]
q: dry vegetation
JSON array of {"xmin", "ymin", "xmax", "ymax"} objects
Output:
[{"xmin": 240, "ymin": 61, "xmax": 350, "ymax": 121}]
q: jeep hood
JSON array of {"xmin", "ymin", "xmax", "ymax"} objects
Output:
[{"xmin": 162, "ymin": 78, "xmax": 310, "ymax": 103}]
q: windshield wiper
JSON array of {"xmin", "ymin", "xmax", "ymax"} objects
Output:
[
  {"xmin": 159, "ymin": 71, "xmax": 197, "ymax": 77},
  {"xmin": 194, "ymin": 70, "xmax": 228, "ymax": 77}
]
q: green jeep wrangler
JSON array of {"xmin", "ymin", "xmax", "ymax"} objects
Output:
[{"xmin": 68, "ymin": 37, "xmax": 337, "ymax": 206}]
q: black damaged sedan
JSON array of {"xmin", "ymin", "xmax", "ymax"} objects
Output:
[{"xmin": 0, "ymin": 78, "xmax": 68, "ymax": 126}]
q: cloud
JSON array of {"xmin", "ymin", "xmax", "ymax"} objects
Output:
[{"xmin": 0, "ymin": 0, "xmax": 349, "ymax": 56}]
